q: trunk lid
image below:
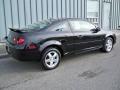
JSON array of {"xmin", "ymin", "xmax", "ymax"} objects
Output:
[{"xmin": 7, "ymin": 28, "xmax": 26, "ymax": 45}]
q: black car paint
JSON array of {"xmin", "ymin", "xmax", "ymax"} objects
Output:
[{"xmin": 5, "ymin": 19, "xmax": 116, "ymax": 61}]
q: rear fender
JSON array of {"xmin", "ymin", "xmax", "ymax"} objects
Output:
[{"xmin": 39, "ymin": 40, "xmax": 62, "ymax": 52}]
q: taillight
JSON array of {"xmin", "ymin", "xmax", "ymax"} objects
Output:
[
  {"xmin": 17, "ymin": 38, "xmax": 25, "ymax": 45},
  {"xmin": 28, "ymin": 44, "xmax": 37, "ymax": 49}
]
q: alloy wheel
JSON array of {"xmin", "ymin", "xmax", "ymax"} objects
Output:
[
  {"xmin": 45, "ymin": 51, "xmax": 59, "ymax": 68},
  {"xmin": 105, "ymin": 38, "xmax": 113, "ymax": 52}
]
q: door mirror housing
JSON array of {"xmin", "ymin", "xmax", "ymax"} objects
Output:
[
  {"xmin": 96, "ymin": 27, "xmax": 101, "ymax": 32},
  {"xmin": 91, "ymin": 27, "xmax": 101, "ymax": 33}
]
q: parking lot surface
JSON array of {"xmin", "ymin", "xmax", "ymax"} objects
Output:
[{"xmin": 0, "ymin": 36, "xmax": 120, "ymax": 90}]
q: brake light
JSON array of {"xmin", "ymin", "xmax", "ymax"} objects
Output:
[
  {"xmin": 17, "ymin": 38, "xmax": 25, "ymax": 45},
  {"xmin": 28, "ymin": 44, "xmax": 37, "ymax": 49}
]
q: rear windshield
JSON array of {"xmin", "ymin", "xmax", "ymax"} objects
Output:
[{"xmin": 22, "ymin": 19, "xmax": 55, "ymax": 30}]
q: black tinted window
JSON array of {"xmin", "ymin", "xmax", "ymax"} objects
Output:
[
  {"xmin": 22, "ymin": 20, "xmax": 54, "ymax": 30},
  {"xmin": 70, "ymin": 21, "xmax": 95, "ymax": 31}
]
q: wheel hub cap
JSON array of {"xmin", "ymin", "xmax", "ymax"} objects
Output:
[
  {"xmin": 106, "ymin": 39, "xmax": 113, "ymax": 52},
  {"xmin": 45, "ymin": 51, "xmax": 59, "ymax": 68}
]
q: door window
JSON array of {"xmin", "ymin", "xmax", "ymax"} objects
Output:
[{"xmin": 70, "ymin": 21, "xmax": 95, "ymax": 32}]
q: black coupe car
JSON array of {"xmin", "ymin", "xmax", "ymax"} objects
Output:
[{"xmin": 5, "ymin": 18, "xmax": 116, "ymax": 70}]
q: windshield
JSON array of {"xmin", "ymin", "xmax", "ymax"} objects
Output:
[{"xmin": 22, "ymin": 19, "xmax": 55, "ymax": 30}]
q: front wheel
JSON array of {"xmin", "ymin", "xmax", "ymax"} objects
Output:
[
  {"xmin": 101, "ymin": 37, "xmax": 113, "ymax": 52},
  {"xmin": 41, "ymin": 48, "xmax": 61, "ymax": 70}
]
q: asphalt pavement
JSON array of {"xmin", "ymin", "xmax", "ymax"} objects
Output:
[{"xmin": 0, "ymin": 35, "xmax": 120, "ymax": 90}]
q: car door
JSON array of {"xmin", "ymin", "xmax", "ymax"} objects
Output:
[
  {"xmin": 49, "ymin": 21, "xmax": 74, "ymax": 53},
  {"xmin": 69, "ymin": 20, "xmax": 105, "ymax": 52}
]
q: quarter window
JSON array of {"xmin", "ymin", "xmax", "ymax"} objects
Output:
[{"xmin": 52, "ymin": 22, "xmax": 69, "ymax": 31}]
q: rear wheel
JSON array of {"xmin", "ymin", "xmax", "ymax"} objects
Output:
[
  {"xmin": 101, "ymin": 37, "xmax": 113, "ymax": 52},
  {"xmin": 41, "ymin": 48, "xmax": 61, "ymax": 70}
]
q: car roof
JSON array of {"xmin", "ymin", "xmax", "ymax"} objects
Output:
[
  {"xmin": 48, "ymin": 18, "xmax": 97, "ymax": 28},
  {"xmin": 50, "ymin": 18, "xmax": 95, "ymax": 27},
  {"xmin": 49, "ymin": 18, "xmax": 83, "ymax": 23}
]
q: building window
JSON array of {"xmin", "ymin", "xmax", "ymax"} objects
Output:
[{"xmin": 87, "ymin": 0, "xmax": 99, "ymax": 18}]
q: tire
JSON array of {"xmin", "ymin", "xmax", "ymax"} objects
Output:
[
  {"xmin": 101, "ymin": 37, "xmax": 113, "ymax": 53},
  {"xmin": 41, "ymin": 47, "xmax": 61, "ymax": 70}
]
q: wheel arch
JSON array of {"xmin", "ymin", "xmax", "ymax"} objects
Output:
[
  {"xmin": 42, "ymin": 45, "xmax": 64, "ymax": 57},
  {"xmin": 39, "ymin": 40, "xmax": 64, "ymax": 57},
  {"xmin": 106, "ymin": 35, "xmax": 116, "ymax": 44}
]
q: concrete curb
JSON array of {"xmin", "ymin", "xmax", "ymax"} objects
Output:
[
  {"xmin": 0, "ymin": 43, "xmax": 9, "ymax": 59},
  {"xmin": 0, "ymin": 53, "xmax": 9, "ymax": 59},
  {"xmin": 0, "ymin": 43, "xmax": 6, "ymax": 46}
]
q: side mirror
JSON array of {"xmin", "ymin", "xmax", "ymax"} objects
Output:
[
  {"xmin": 91, "ymin": 27, "xmax": 101, "ymax": 33},
  {"xmin": 96, "ymin": 27, "xmax": 101, "ymax": 32}
]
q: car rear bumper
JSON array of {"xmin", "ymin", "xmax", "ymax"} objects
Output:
[{"xmin": 6, "ymin": 45, "xmax": 41, "ymax": 61}]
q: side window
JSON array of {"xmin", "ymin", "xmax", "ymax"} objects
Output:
[
  {"xmin": 70, "ymin": 21, "xmax": 95, "ymax": 31},
  {"xmin": 80, "ymin": 21, "xmax": 95, "ymax": 30},
  {"xmin": 52, "ymin": 22, "xmax": 70, "ymax": 32},
  {"xmin": 69, "ymin": 21, "xmax": 81, "ymax": 31}
]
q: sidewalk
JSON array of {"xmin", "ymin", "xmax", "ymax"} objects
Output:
[
  {"xmin": 0, "ymin": 43, "xmax": 8, "ymax": 58},
  {"xmin": 0, "ymin": 30, "xmax": 120, "ymax": 58}
]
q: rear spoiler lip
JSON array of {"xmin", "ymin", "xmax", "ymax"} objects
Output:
[{"xmin": 9, "ymin": 28, "xmax": 26, "ymax": 33}]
